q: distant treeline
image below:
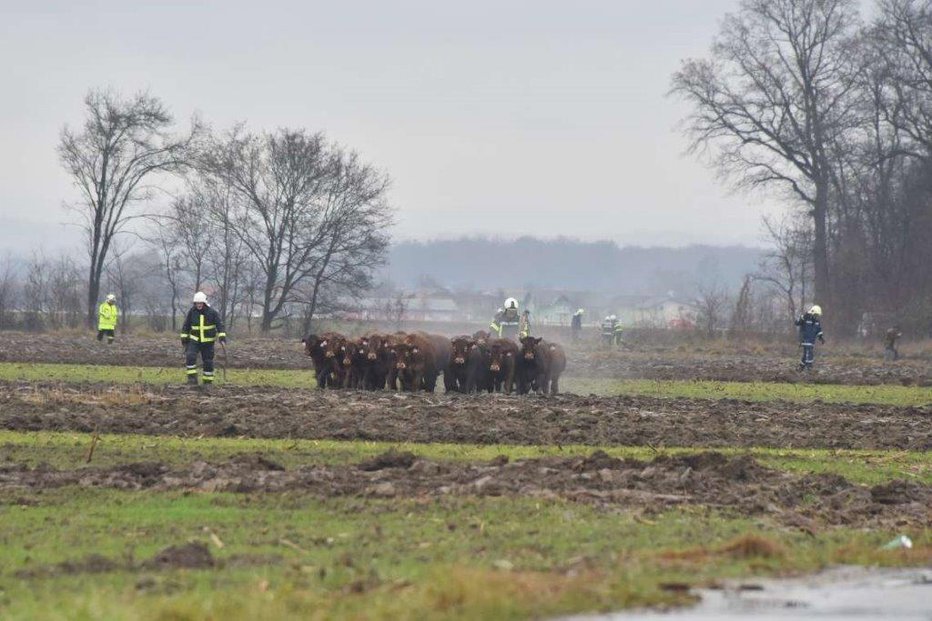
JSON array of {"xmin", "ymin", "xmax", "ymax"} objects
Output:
[{"xmin": 383, "ymin": 237, "xmax": 762, "ymax": 294}]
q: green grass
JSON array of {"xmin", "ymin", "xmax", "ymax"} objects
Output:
[
  {"xmin": 1, "ymin": 362, "xmax": 929, "ymax": 406},
  {"xmin": 1, "ymin": 486, "xmax": 928, "ymax": 621},
  {"xmin": 1, "ymin": 431, "xmax": 928, "ymax": 486}
]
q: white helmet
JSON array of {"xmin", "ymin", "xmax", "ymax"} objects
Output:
[
  {"xmin": 809, "ymin": 304, "xmax": 822, "ymax": 316},
  {"xmin": 193, "ymin": 291, "xmax": 208, "ymax": 304},
  {"xmin": 106, "ymin": 294, "xmax": 116, "ymax": 302},
  {"xmin": 575, "ymin": 308, "xmax": 584, "ymax": 315},
  {"xmin": 609, "ymin": 314, "xmax": 617, "ymax": 321},
  {"xmin": 504, "ymin": 297, "xmax": 518, "ymax": 309}
]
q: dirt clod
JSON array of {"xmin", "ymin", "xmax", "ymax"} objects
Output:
[
  {"xmin": 145, "ymin": 542, "xmax": 215, "ymax": 569},
  {"xmin": 358, "ymin": 449, "xmax": 417, "ymax": 471}
]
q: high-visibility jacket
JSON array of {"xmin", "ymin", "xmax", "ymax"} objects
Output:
[
  {"xmin": 490, "ymin": 308, "xmax": 520, "ymax": 338},
  {"xmin": 98, "ymin": 301, "xmax": 118, "ymax": 331},
  {"xmin": 181, "ymin": 305, "xmax": 226, "ymax": 343}
]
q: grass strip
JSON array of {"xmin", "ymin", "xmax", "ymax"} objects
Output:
[
  {"xmin": 0, "ymin": 488, "xmax": 928, "ymax": 621},
  {"xmin": 1, "ymin": 430, "xmax": 928, "ymax": 485},
  {"xmin": 0, "ymin": 362, "xmax": 929, "ymax": 406}
]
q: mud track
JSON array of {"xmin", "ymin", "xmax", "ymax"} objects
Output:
[
  {"xmin": 1, "ymin": 451, "xmax": 928, "ymax": 529},
  {"xmin": 1, "ymin": 382, "xmax": 928, "ymax": 450},
  {"xmin": 1, "ymin": 333, "xmax": 928, "ymax": 386}
]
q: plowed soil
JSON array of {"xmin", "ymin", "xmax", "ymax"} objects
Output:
[
  {"xmin": 1, "ymin": 451, "xmax": 927, "ymax": 529},
  {"xmin": 1, "ymin": 332, "xmax": 927, "ymax": 386},
  {"xmin": 1, "ymin": 382, "xmax": 928, "ymax": 450}
]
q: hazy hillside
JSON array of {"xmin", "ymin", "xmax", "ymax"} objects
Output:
[{"xmin": 383, "ymin": 237, "xmax": 763, "ymax": 295}]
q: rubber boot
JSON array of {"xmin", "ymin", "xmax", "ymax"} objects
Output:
[{"xmin": 187, "ymin": 374, "xmax": 199, "ymax": 386}]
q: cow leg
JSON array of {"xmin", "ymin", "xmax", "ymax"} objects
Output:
[{"xmin": 551, "ymin": 374, "xmax": 560, "ymax": 395}]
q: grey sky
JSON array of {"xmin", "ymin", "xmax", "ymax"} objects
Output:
[{"xmin": 0, "ymin": 0, "xmax": 780, "ymax": 254}]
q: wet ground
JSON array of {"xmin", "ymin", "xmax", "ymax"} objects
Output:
[
  {"xmin": 1, "ymin": 332, "xmax": 928, "ymax": 386},
  {"xmin": 1, "ymin": 450, "xmax": 928, "ymax": 529},
  {"xmin": 1, "ymin": 382, "xmax": 928, "ymax": 450},
  {"xmin": 567, "ymin": 566, "xmax": 932, "ymax": 620}
]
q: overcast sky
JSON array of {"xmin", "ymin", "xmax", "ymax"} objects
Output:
[{"xmin": 0, "ymin": 0, "xmax": 783, "ymax": 255}]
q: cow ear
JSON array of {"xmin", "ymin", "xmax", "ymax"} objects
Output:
[{"xmin": 534, "ymin": 337, "xmax": 542, "ymax": 344}]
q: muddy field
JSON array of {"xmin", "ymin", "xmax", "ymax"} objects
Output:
[
  {"xmin": 1, "ymin": 382, "xmax": 928, "ymax": 450},
  {"xmin": 1, "ymin": 450, "xmax": 927, "ymax": 530},
  {"xmin": 1, "ymin": 332, "xmax": 928, "ymax": 386}
]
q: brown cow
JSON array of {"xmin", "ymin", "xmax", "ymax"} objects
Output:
[
  {"xmin": 486, "ymin": 338, "xmax": 519, "ymax": 394},
  {"xmin": 302, "ymin": 332, "xmax": 345, "ymax": 389},
  {"xmin": 339, "ymin": 337, "xmax": 370, "ymax": 389},
  {"xmin": 394, "ymin": 333, "xmax": 438, "ymax": 392},
  {"xmin": 420, "ymin": 332, "xmax": 452, "ymax": 392},
  {"xmin": 449, "ymin": 336, "xmax": 489, "ymax": 393},
  {"xmin": 359, "ymin": 333, "xmax": 393, "ymax": 390},
  {"xmin": 517, "ymin": 337, "xmax": 567, "ymax": 395},
  {"xmin": 384, "ymin": 332, "xmax": 408, "ymax": 390}
]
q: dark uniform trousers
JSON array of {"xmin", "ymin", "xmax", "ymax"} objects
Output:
[{"xmin": 186, "ymin": 341, "xmax": 216, "ymax": 383}]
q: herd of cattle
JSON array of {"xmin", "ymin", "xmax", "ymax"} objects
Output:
[{"xmin": 301, "ymin": 330, "xmax": 567, "ymax": 394}]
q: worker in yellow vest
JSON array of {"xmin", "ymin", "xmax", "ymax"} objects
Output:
[
  {"xmin": 180, "ymin": 291, "xmax": 227, "ymax": 386},
  {"xmin": 96, "ymin": 294, "xmax": 118, "ymax": 344}
]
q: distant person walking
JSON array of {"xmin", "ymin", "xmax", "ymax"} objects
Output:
[
  {"xmin": 180, "ymin": 291, "xmax": 226, "ymax": 386},
  {"xmin": 884, "ymin": 325, "xmax": 902, "ymax": 362},
  {"xmin": 795, "ymin": 305, "xmax": 824, "ymax": 371},
  {"xmin": 571, "ymin": 309, "xmax": 584, "ymax": 342},
  {"xmin": 96, "ymin": 294, "xmax": 118, "ymax": 344}
]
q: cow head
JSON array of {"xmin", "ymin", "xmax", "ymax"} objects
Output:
[
  {"xmin": 321, "ymin": 336, "xmax": 343, "ymax": 360},
  {"xmin": 450, "ymin": 336, "xmax": 476, "ymax": 365},
  {"xmin": 472, "ymin": 330, "xmax": 490, "ymax": 346},
  {"xmin": 488, "ymin": 341, "xmax": 513, "ymax": 373},
  {"xmin": 362, "ymin": 334, "xmax": 387, "ymax": 361},
  {"xmin": 519, "ymin": 336, "xmax": 543, "ymax": 360}
]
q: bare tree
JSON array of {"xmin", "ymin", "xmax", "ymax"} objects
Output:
[
  {"xmin": 199, "ymin": 126, "xmax": 393, "ymax": 333},
  {"xmin": 0, "ymin": 254, "xmax": 17, "ymax": 329},
  {"xmin": 696, "ymin": 282, "xmax": 731, "ymax": 337},
  {"xmin": 754, "ymin": 215, "xmax": 814, "ymax": 323},
  {"xmin": 59, "ymin": 89, "xmax": 198, "ymax": 328},
  {"xmin": 671, "ymin": 0, "xmax": 861, "ymax": 305},
  {"xmin": 872, "ymin": 0, "xmax": 932, "ymax": 156},
  {"xmin": 22, "ymin": 252, "xmax": 50, "ymax": 332},
  {"xmin": 385, "ymin": 292, "xmax": 408, "ymax": 331}
]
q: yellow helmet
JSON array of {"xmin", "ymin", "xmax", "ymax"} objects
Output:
[{"xmin": 809, "ymin": 305, "xmax": 822, "ymax": 316}]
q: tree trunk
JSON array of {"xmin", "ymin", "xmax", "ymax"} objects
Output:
[
  {"xmin": 86, "ymin": 264, "xmax": 100, "ymax": 330},
  {"xmin": 812, "ymin": 185, "xmax": 831, "ymax": 307}
]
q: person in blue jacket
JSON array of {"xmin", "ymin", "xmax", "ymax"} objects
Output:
[{"xmin": 795, "ymin": 305, "xmax": 824, "ymax": 370}]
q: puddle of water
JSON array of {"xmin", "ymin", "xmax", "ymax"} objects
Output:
[{"xmin": 562, "ymin": 566, "xmax": 932, "ymax": 621}]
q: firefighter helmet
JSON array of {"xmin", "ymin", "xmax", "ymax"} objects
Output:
[
  {"xmin": 193, "ymin": 291, "xmax": 208, "ymax": 304},
  {"xmin": 504, "ymin": 297, "xmax": 518, "ymax": 309},
  {"xmin": 105, "ymin": 294, "xmax": 116, "ymax": 302},
  {"xmin": 809, "ymin": 305, "xmax": 822, "ymax": 316}
]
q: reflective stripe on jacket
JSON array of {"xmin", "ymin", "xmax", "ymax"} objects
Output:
[
  {"xmin": 98, "ymin": 302, "xmax": 118, "ymax": 330},
  {"xmin": 181, "ymin": 305, "xmax": 226, "ymax": 343}
]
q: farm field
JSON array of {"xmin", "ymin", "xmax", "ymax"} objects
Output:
[{"xmin": 0, "ymin": 334, "xmax": 928, "ymax": 620}]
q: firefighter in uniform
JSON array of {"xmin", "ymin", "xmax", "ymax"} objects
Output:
[
  {"xmin": 180, "ymin": 291, "xmax": 226, "ymax": 385},
  {"xmin": 490, "ymin": 298, "xmax": 521, "ymax": 341},
  {"xmin": 96, "ymin": 294, "xmax": 118, "ymax": 344},
  {"xmin": 795, "ymin": 305, "xmax": 824, "ymax": 370}
]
